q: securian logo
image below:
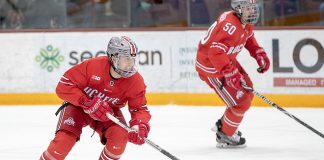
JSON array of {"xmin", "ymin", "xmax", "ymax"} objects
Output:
[{"xmin": 36, "ymin": 45, "xmax": 64, "ymax": 72}]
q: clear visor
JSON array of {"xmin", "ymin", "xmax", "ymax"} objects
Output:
[
  {"xmin": 113, "ymin": 54, "xmax": 138, "ymax": 78},
  {"xmin": 240, "ymin": 3, "xmax": 260, "ymax": 24}
]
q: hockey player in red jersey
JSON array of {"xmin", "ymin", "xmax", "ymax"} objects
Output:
[
  {"xmin": 195, "ymin": 0, "xmax": 270, "ymax": 148},
  {"xmin": 40, "ymin": 36, "xmax": 151, "ymax": 160}
]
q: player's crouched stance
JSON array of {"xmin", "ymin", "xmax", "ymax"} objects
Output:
[
  {"xmin": 195, "ymin": 0, "xmax": 270, "ymax": 148},
  {"xmin": 40, "ymin": 36, "xmax": 151, "ymax": 160}
]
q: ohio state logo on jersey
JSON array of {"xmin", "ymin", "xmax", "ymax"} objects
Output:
[{"xmin": 64, "ymin": 117, "xmax": 75, "ymax": 126}]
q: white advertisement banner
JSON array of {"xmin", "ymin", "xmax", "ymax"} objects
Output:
[{"xmin": 0, "ymin": 29, "xmax": 323, "ymax": 94}]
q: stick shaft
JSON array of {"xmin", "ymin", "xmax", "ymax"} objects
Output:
[
  {"xmin": 106, "ymin": 113, "xmax": 180, "ymax": 160},
  {"xmin": 242, "ymin": 85, "xmax": 324, "ymax": 139}
]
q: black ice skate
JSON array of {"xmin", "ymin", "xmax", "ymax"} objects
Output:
[{"xmin": 211, "ymin": 119, "xmax": 246, "ymax": 148}]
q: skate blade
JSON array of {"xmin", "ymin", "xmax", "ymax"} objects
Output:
[{"xmin": 216, "ymin": 143, "xmax": 247, "ymax": 149}]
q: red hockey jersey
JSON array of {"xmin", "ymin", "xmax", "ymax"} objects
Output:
[
  {"xmin": 56, "ymin": 56, "xmax": 151, "ymax": 123},
  {"xmin": 196, "ymin": 11, "xmax": 262, "ymax": 77}
]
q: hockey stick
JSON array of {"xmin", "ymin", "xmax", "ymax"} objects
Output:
[
  {"xmin": 241, "ymin": 84, "xmax": 324, "ymax": 139},
  {"xmin": 106, "ymin": 113, "xmax": 180, "ymax": 160}
]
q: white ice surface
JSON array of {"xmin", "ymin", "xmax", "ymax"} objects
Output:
[{"xmin": 0, "ymin": 105, "xmax": 324, "ymax": 160}]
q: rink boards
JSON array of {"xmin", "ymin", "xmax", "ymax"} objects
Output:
[
  {"xmin": 0, "ymin": 93, "xmax": 323, "ymax": 107},
  {"xmin": 0, "ymin": 29, "xmax": 323, "ymax": 107}
]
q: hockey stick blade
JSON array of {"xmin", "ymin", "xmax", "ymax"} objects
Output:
[
  {"xmin": 257, "ymin": 67, "xmax": 264, "ymax": 73},
  {"xmin": 241, "ymin": 84, "xmax": 324, "ymax": 139},
  {"xmin": 106, "ymin": 113, "xmax": 181, "ymax": 160}
]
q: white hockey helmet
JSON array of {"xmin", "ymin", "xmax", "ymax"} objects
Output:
[
  {"xmin": 106, "ymin": 36, "xmax": 138, "ymax": 78},
  {"xmin": 231, "ymin": 0, "xmax": 260, "ymax": 24}
]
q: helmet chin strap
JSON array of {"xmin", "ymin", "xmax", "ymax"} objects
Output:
[
  {"xmin": 235, "ymin": 9, "xmax": 247, "ymax": 25},
  {"xmin": 240, "ymin": 18, "xmax": 248, "ymax": 25},
  {"xmin": 109, "ymin": 66, "xmax": 121, "ymax": 79},
  {"xmin": 109, "ymin": 55, "xmax": 122, "ymax": 79}
]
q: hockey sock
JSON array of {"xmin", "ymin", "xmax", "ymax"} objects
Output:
[
  {"xmin": 221, "ymin": 108, "xmax": 244, "ymax": 136},
  {"xmin": 40, "ymin": 131, "xmax": 77, "ymax": 160},
  {"xmin": 99, "ymin": 146, "xmax": 121, "ymax": 160}
]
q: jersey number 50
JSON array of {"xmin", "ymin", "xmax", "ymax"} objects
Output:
[
  {"xmin": 201, "ymin": 22, "xmax": 236, "ymax": 45},
  {"xmin": 223, "ymin": 22, "xmax": 236, "ymax": 35}
]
